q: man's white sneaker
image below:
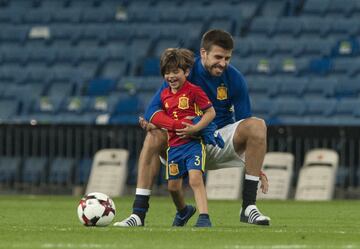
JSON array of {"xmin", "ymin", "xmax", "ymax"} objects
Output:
[
  {"xmin": 113, "ymin": 214, "xmax": 143, "ymax": 227},
  {"xmin": 240, "ymin": 205, "xmax": 270, "ymax": 226}
]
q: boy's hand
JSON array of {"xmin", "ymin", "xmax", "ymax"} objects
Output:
[{"xmin": 176, "ymin": 122, "xmax": 199, "ymax": 138}]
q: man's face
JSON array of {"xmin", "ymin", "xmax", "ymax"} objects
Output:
[{"xmin": 200, "ymin": 45, "xmax": 232, "ymax": 77}]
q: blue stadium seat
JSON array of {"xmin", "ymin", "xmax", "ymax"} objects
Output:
[
  {"xmin": 326, "ymin": 0, "xmax": 356, "ymax": 18},
  {"xmin": 249, "ymin": 17, "xmax": 277, "ymax": 37},
  {"xmin": 249, "ymin": 38, "xmax": 276, "ymax": 57},
  {"xmin": 271, "ymin": 38, "xmax": 303, "ymax": 57},
  {"xmin": 51, "ymin": 8, "xmax": 81, "ymax": 23},
  {"xmin": 75, "ymin": 158, "xmax": 92, "ymax": 185},
  {"xmin": 22, "ymin": 9, "xmax": 51, "ymax": 24},
  {"xmin": 208, "ymin": 18, "xmax": 235, "ymax": 34},
  {"xmin": 86, "ymin": 78, "xmax": 116, "ymax": 96},
  {"xmin": 81, "ymin": 7, "xmax": 115, "ymax": 23},
  {"xmin": 153, "ymin": 38, "xmax": 182, "ymax": 57},
  {"xmin": 119, "ymin": 76, "xmax": 162, "ymax": 93},
  {"xmin": 330, "ymin": 19, "xmax": 359, "ymax": 38},
  {"xmin": 1, "ymin": 44, "xmax": 28, "ymax": 65},
  {"xmin": 332, "ymin": 99, "xmax": 360, "ymax": 125},
  {"xmin": 276, "ymin": 77, "xmax": 308, "ymax": 98},
  {"xmin": 233, "ymin": 37, "xmax": 251, "ymax": 57},
  {"xmin": 48, "ymin": 157, "xmax": 75, "ymax": 185},
  {"xmin": 46, "ymin": 80, "xmax": 76, "ymax": 98},
  {"xmin": 302, "ymin": 0, "xmax": 330, "ymax": 16},
  {"xmin": 22, "ymin": 157, "xmax": 48, "ymax": 185},
  {"xmin": 304, "ymin": 98, "xmax": 336, "ymax": 123},
  {"xmin": 109, "ymin": 94, "xmax": 143, "ymax": 124},
  {"xmin": 272, "ymin": 98, "xmax": 306, "ymax": 125},
  {"xmin": 248, "ymin": 78, "xmax": 279, "ymax": 98},
  {"xmin": 251, "ymin": 98, "xmax": 274, "ymax": 121},
  {"xmin": 142, "ymin": 57, "xmax": 160, "ymax": 76},
  {"xmin": 0, "ymin": 25, "xmax": 28, "ymax": 44},
  {"xmin": 0, "ymin": 98, "xmax": 20, "ymax": 122},
  {"xmin": 299, "ymin": 17, "xmax": 331, "ymax": 38},
  {"xmin": 273, "ymin": 17, "xmax": 302, "ymax": 38},
  {"xmin": 25, "ymin": 46, "xmax": 56, "ymax": 65},
  {"xmin": 304, "ymin": 77, "xmax": 336, "ymax": 99},
  {"xmin": 259, "ymin": 0, "xmax": 286, "ymax": 17},
  {"xmin": 0, "ymin": 156, "xmax": 21, "ymax": 185},
  {"xmin": 331, "ymin": 58, "xmax": 355, "ymax": 76},
  {"xmin": 99, "ymin": 60, "xmax": 128, "ymax": 80},
  {"xmin": 333, "ymin": 79, "xmax": 360, "ymax": 98}
]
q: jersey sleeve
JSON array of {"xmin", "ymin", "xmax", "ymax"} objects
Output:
[
  {"xmin": 230, "ymin": 71, "xmax": 252, "ymax": 120},
  {"xmin": 193, "ymin": 85, "xmax": 212, "ymax": 110},
  {"xmin": 144, "ymin": 81, "xmax": 168, "ymax": 122}
]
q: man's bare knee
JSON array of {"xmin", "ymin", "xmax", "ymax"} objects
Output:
[
  {"xmin": 245, "ymin": 118, "xmax": 267, "ymax": 142},
  {"xmin": 234, "ymin": 118, "xmax": 267, "ymax": 153}
]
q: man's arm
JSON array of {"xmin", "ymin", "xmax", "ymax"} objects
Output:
[{"xmin": 230, "ymin": 71, "xmax": 252, "ymax": 120}]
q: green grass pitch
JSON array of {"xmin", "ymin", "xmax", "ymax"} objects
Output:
[{"xmin": 0, "ymin": 195, "xmax": 359, "ymax": 249}]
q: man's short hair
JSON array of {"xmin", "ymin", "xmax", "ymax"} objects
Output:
[
  {"xmin": 201, "ymin": 29, "xmax": 234, "ymax": 52},
  {"xmin": 160, "ymin": 48, "xmax": 194, "ymax": 76}
]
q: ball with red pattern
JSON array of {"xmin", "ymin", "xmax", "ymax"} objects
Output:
[{"xmin": 77, "ymin": 192, "xmax": 116, "ymax": 226}]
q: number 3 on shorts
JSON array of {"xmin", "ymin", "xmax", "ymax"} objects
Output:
[{"xmin": 194, "ymin": 155, "xmax": 200, "ymax": 166}]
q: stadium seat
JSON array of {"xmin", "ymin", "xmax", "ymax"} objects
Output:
[
  {"xmin": 0, "ymin": 98, "xmax": 20, "ymax": 123},
  {"xmin": 46, "ymin": 81, "xmax": 76, "ymax": 98},
  {"xmin": 249, "ymin": 17, "xmax": 277, "ymax": 38},
  {"xmin": 51, "ymin": 8, "xmax": 81, "ymax": 23},
  {"xmin": 302, "ymin": 0, "xmax": 330, "ymax": 16},
  {"xmin": 273, "ymin": 17, "xmax": 302, "ymax": 38},
  {"xmin": 303, "ymin": 98, "xmax": 337, "ymax": 125},
  {"xmin": 326, "ymin": 0, "xmax": 356, "ymax": 17},
  {"xmin": 22, "ymin": 9, "xmax": 51, "ymax": 24},
  {"xmin": 85, "ymin": 78, "xmax": 116, "ymax": 96},
  {"xmin": 0, "ymin": 156, "xmax": 21, "ymax": 185},
  {"xmin": 251, "ymin": 97, "xmax": 274, "ymax": 121},
  {"xmin": 257, "ymin": 152, "xmax": 294, "ymax": 200},
  {"xmin": 272, "ymin": 98, "xmax": 306, "ymax": 125},
  {"xmin": 75, "ymin": 158, "xmax": 92, "ymax": 185},
  {"xmin": 299, "ymin": 17, "xmax": 331, "ymax": 38},
  {"xmin": 48, "ymin": 157, "xmax": 75, "ymax": 185},
  {"xmin": 99, "ymin": 60, "xmax": 128, "ymax": 80},
  {"xmin": 153, "ymin": 38, "xmax": 183, "ymax": 57},
  {"xmin": 276, "ymin": 77, "xmax": 308, "ymax": 98},
  {"xmin": 22, "ymin": 157, "xmax": 48, "ymax": 185},
  {"xmin": 332, "ymin": 99, "xmax": 360, "ymax": 125},
  {"xmin": 259, "ymin": 0, "xmax": 286, "ymax": 17},
  {"xmin": 304, "ymin": 78, "xmax": 336, "ymax": 98},
  {"xmin": 295, "ymin": 149, "xmax": 339, "ymax": 200},
  {"xmin": 333, "ymin": 79, "xmax": 360, "ymax": 98}
]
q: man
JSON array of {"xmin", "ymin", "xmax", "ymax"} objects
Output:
[{"xmin": 114, "ymin": 29, "xmax": 270, "ymax": 227}]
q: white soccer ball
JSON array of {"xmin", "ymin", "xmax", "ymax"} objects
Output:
[{"xmin": 77, "ymin": 192, "xmax": 116, "ymax": 226}]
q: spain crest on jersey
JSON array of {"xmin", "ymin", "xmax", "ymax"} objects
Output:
[
  {"xmin": 169, "ymin": 163, "xmax": 179, "ymax": 176},
  {"xmin": 178, "ymin": 96, "xmax": 189, "ymax": 110},
  {"xmin": 217, "ymin": 86, "xmax": 228, "ymax": 100}
]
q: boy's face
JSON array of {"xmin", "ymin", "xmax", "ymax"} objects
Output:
[
  {"xmin": 164, "ymin": 68, "xmax": 189, "ymax": 91},
  {"xmin": 200, "ymin": 45, "xmax": 232, "ymax": 77}
]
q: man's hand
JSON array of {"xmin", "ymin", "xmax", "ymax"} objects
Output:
[
  {"xmin": 259, "ymin": 171, "xmax": 269, "ymax": 194},
  {"xmin": 139, "ymin": 117, "xmax": 158, "ymax": 131}
]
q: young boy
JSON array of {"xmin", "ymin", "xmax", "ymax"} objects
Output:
[{"xmin": 157, "ymin": 48, "xmax": 217, "ymax": 227}]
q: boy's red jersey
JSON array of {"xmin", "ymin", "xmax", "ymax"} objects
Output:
[{"xmin": 160, "ymin": 80, "xmax": 212, "ymax": 146}]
